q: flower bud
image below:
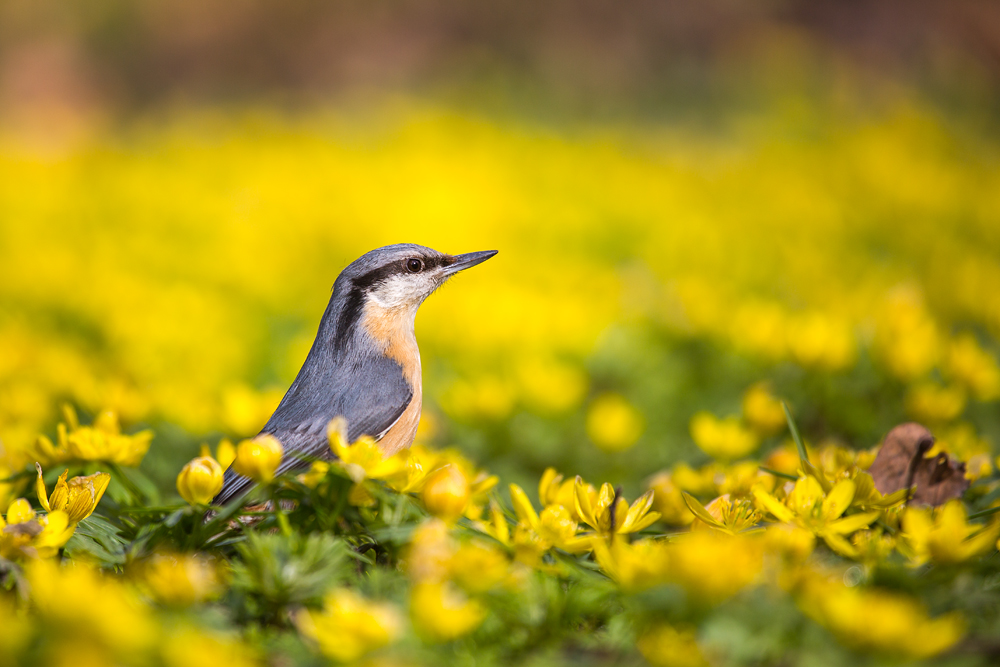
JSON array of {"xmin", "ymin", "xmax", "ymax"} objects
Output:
[
  {"xmin": 176, "ymin": 456, "xmax": 224, "ymax": 505},
  {"xmin": 421, "ymin": 465, "xmax": 470, "ymax": 522},
  {"xmin": 231, "ymin": 434, "xmax": 283, "ymax": 484}
]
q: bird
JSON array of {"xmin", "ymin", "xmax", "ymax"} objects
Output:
[{"xmin": 214, "ymin": 243, "xmax": 497, "ymax": 504}]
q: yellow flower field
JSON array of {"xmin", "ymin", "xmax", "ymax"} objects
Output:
[{"xmin": 1, "ymin": 93, "xmax": 999, "ymax": 666}]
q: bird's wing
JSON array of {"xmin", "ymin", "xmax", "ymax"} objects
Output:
[{"xmin": 213, "ymin": 353, "xmax": 413, "ymax": 504}]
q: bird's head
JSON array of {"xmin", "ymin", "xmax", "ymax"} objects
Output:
[
  {"xmin": 328, "ymin": 244, "xmax": 497, "ymax": 353},
  {"xmin": 340, "ymin": 243, "xmax": 497, "ymax": 312}
]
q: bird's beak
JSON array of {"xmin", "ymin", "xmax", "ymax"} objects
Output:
[{"xmin": 442, "ymin": 250, "xmax": 498, "ymax": 275}]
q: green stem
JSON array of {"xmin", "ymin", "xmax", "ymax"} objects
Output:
[
  {"xmin": 968, "ymin": 505, "xmax": 1000, "ymax": 521},
  {"xmin": 759, "ymin": 466, "xmax": 798, "ymax": 481}
]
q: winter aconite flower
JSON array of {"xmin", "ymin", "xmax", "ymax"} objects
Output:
[
  {"xmin": 35, "ymin": 464, "xmax": 111, "ymax": 523},
  {"xmin": 574, "ymin": 477, "xmax": 660, "ymax": 539},
  {"xmin": 33, "ymin": 406, "xmax": 153, "ymax": 467},
  {"xmin": 410, "ymin": 581, "xmax": 486, "ymax": 643},
  {"xmin": 176, "ymin": 456, "xmax": 224, "ymax": 505},
  {"xmin": 796, "ymin": 571, "xmax": 965, "ymax": 659},
  {"xmin": 140, "ymin": 552, "xmax": 223, "ymax": 606},
  {"xmin": 592, "ymin": 537, "xmax": 671, "ymax": 592},
  {"xmin": 296, "ymin": 588, "xmax": 402, "ymax": 662},
  {"xmin": 508, "ymin": 483, "xmax": 591, "ymax": 565},
  {"xmin": 585, "ymin": 393, "xmax": 644, "ymax": 452},
  {"xmin": 753, "ymin": 476, "xmax": 879, "ymax": 556},
  {"xmin": 421, "ymin": 464, "xmax": 471, "ymax": 523},
  {"xmin": 638, "ymin": 623, "xmax": 710, "ymax": 667},
  {"xmin": 231, "ymin": 434, "xmax": 283, "ymax": 484},
  {"xmin": 0, "ymin": 498, "xmax": 75, "ymax": 560},
  {"xmin": 901, "ymin": 500, "xmax": 1000, "ymax": 566},
  {"xmin": 690, "ymin": 411, "xmax": 759, "ymax": 461}
]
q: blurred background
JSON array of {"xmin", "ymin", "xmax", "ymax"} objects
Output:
[{"xmin": 2, "ymin": 0, "xmax": 1000, "ymax": 499}]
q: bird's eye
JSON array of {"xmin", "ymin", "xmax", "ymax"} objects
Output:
[{"xmin": 405, "ymin": 258, "xmax": 424, "ymax": 273}]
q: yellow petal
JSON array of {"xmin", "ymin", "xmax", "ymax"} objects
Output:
[
  {"xmin": 327, "ymin": 417, "xmax": 350, "ymax": 459},
  {"xmin": 682, "ymin": 492, "xmax": 725, "ymax": 529},
  {"xmin": 821, "ymin": 479, "xmax": 856, "ymax": 520},
  {"xmin": 623, "ymin": 490, "xmax": 656, "ymax": 530},
  {"xmin": 509, "ymin": 484, "xmax": 540, "ymax": 528},
  {"xmin": 35, "ymin": 463, "xmax": 51, "ymax": 512},
  {"xmin": 574, "ymin": 476, "xmax": 597, "ymax": 527},
  {"xmin": 6, "ymin": 498, "xmax": 35, "ymax": 524},
  {"xmin": 48, "ymin": 470, "xmax": 71, "ymax": 512},
  {"xmin": 752, "ymin": 487, "xmax": 796, "ymax": 523},
  {"xmin": 826, "ymin": 511, "xmax": 880, "ymax": 535}
]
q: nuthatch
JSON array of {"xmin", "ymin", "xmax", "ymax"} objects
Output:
[{"xmin": 214, "ymin": 243, "xmax": 497, "ymax": 504}]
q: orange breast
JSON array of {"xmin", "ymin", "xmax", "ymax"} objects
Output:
[{"xmin": 360, "ymin": 302, "xmax": 422, "ymax": 456}]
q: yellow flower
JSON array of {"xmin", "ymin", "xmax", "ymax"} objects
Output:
[
  {"xmin": 296, "ymin": 588, "xmax": 402, "ymax": 662},
  {"xmin": 33, "ymin": 406, "xmax": 153, "ymax": 467},
  {"xmin": 474, "ymin": 500, "xmax": 512, "ymax": 547},
  {"xmin": 328, "ymin": 417, "xmax": 405, "ymax": 484},
  {"xmin": 585, "ymin": 393, "xmax": 644, "ymax": 452},
  {"xmin": 161, "ymin": 626, "xmax": 259, "ymax": 667},
  {"xmin": 901, "ymin": 500, "xmax": 999, "ymax": 566},
  {"xmin": 905, "ymin": 382, "xmax": 967, "ymax": 423},
  {"xmin": 449, "ymin": 540, "xmax": 511, "ymax": 594},
  {"xmin": 637, "ymin": 623, "xmax": 710, "ymax": 667},
  {"xmin": 945, "ymin": 332, "xmax": 1000, "ymax": 401},
  {"xmin": 0, "ymin": 498, "xmax": 76, "ymax": 560},
  {"xmin": 592, "ymin": 537, "xmax": 670, "ymax": 592},
  {"xmin": 667, "ymin": 531, "xmax": 763, "ymax": 605},
  {"xmin": 796, "ymin": 571, "xmax": 964, "ymax": 659},
  {"xmin": 684, "ymin": 493, "xmax": 760, "ymax": 535},
  {"xmin": 176, "ymin": 456, "xmax": 224, "ymax": 505},
  {"xmin": 508, "ymin": 484, "xmax": 591, "ymax": 564},
  {"xmin": 690, "ymin": 411, "xmax": 759, "ymax": 461},
  {"xmin": 753, "ymin": 476, "xmax": 880, "ymax": 556},
  {"xmin": 27, "ymin": 559, "xmax": 157, "ymax": 654},
  {"xmin": 573, "ymin": 477, "xmax": 660, "ymax": 539},
  {"xmin": 140, "ymin": 552, "xmax": 223, "ymax": 606},
  {"xmin": 647, "ymin": 472, "xmax": 695, "ymax": 526},
  {"xmin": 35, "ymin": 464, "xmax": 111, "ymax": 522},
  {"xmin": 421, "ymin": 465, "xmax": 471, "ymax": 523},
  {"xmin": 763, "ymin": 523, "xmax": 815, "ymax": 564},
  {"xmin": 539, "ymin": 467, "xmax": 591, "ymax": 521},
  {"xmin": 742, "ymin": 383, "xmax": 787, "ymax": 435},
  {"xmin": 410, "ymin": 581, "xmax": 486, "ymax": 643},
  {"xmin": 296, "ymin": 460, "xmax": 330, "ymax": 489},
  {"xmin": 230, "ymin": 434, "xmax": 283, "ymax": 484}
]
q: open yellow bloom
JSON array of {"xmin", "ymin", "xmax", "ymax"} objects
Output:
[
  {"xmin": 410, "ymin": 581, "xmax": 485, "ymax": 643},
  {"xmin": 176, "ymin": 456, "xmax": 224, "ymax": 505},
  {"xmin": 684, "ymin": 493, "xmax": 760, "ymax": 535},
  {"xmin": 0, "ymin": 498, "xmax": 76, "ymax": 560},
  {"xmin": 690, "ymin": 411, "xmax": 760, "ymax": 461},
  {"xmin": 35, "ymin": 464, "xmax": 110, "ymax": 523},
  {"xmin": 585, "ymin": 393, "xmax": 644, "ymax": 452},
  {"xmin": 592, "ymin": 537, "xmax": 670, "ymax": 592},
  {"xmin": 753, "ymin": 476, "xmax": 879, "ymax": 556},
  {"xmin": 742, "ymin": 383, "xmax": 787, "ymax": 435},
  {"xmin": 638, "ymin": 623, "xmax": 710, "ymax": 667},
  {"xmin": 796, "ymin": 571, "xmax": 964, "ymax": 659},
  {"xmin": 539, "ymin": 467, "xmax": 593, "ymax": 521},
  {"xmin": 33, "ymin": 406, "xmax": 153, "ymax": 467},
  {"xmin": 328, "ymin": 417, "xmax": 405, "ymax": 481},
  {"xmin": 141, "ymin": 552, "xmax": 223, "ymax": 606},
  {"xmin": 668, "ymin": 531, "xmax": 764, "ymax": 605},
  {"xmin": 573, "ymin": 477, "xmax": 660, "ymax": 539},
  {"xmin": 231, "ymin": 434, "xmax": 283, "ymax": 484},
  {"xmin": 296, "ymin": 588, "xmax": 402, "ymax": 662},
  {"xmin": 901, "ymin": 500, "xmax": 1000, "ymax": 566},
  {"xmin": 509, "ymin": 484, "xmax": 591, "ymax": 564},
  {"xmin": 647, "ymin": 472, "xmax": 695, "ymax": 526}
]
